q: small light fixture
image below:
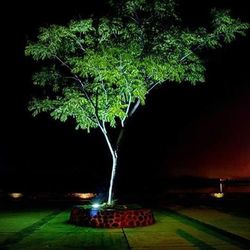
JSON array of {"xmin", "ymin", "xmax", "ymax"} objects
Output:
[
  {"xmin": 211, "ymin": 192, "xmax": 224, "ymax": 198},
  {"xmin": 9, "ymin": 193, "xmax": 23, "ymax": 199},
  {"xmin": 92, "ymin": 203, "xmax": 100, "ymax": 209},
  {"xmin": 71, "ymin": 193, "xmax": 96, "ymax": 199}
]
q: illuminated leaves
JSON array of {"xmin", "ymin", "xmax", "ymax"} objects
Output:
[
  {"xmin": 211, "ymin": 9, "xmax": 249, "ymax": 43},
  {"xmin": 26, "ymin": 0, "xmax": 249, "ymax": 132},
  {"xmin": 109, "ymin": 0, "xmax": 178, "ymax": 20},
  {"xmin": 32, "ymin": 66, "xmax": 61, "ymax": 90},
  {"xmin": 25, "ymin": 19, "xmax": 95, "ymax": 60}
]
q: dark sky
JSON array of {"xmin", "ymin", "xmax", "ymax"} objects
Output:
[{"xmin": 0, "ymin": 0, "xmax": 249, "ymax": 192}]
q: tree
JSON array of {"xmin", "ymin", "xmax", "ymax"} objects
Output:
[{"xmin": 25, "ymin": 0, "xmax": 249, "ymax": 205}]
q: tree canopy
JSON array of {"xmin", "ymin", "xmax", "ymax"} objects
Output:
[{"xmin": 25, "ymin": 0, "xmax": 249, "ymax": 133}]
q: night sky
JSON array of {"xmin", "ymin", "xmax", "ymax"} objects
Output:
[{"xmin": 0, "ymin": 0, "xmax": 249, "ymax": 193}]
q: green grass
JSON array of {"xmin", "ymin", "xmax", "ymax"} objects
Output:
[{"xmin": 0, "ymin": 207, "xmax": 249, "ymax": 249}]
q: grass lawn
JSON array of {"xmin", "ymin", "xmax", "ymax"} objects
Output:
[{"xmin": 0, "ymin": 206, "xmax": 249, "ymax": 249}]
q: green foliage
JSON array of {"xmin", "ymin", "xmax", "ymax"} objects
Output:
[
  {"xmin": 211, "ymin": 9, "xmax": 250, "ymax": 43},
  {"xmin": 26, "ymin": 0, "xmax": 249, "ymax": 132},
  {"xmin": 109, "ymin": 0, "xmax": 179, "ymax": 20}
]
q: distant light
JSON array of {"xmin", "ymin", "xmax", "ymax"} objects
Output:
[
  {"xmin": 9, "ymin": 193, "xmax": 23, "ymax": 199},
  {"xmin": 219, "ymin": 178, "xmax": 224, "ymax": 193},
  {"xmin": 211, "ymin": 192, "xmax": 224, "ymax": 198},
  {"xmin": 71, "ymin": 193, "xmax": 95, "ymax": 199},
  {"xmin": 92, "ymin": 203, "xmax": 100, "ymax": 209}
]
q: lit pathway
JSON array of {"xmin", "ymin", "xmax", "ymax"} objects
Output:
[{"xmin": 0, "ymin": 207, "xmax": 250, "ymax": 249}]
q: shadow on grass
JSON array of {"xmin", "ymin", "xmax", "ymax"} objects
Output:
[
  {"xmin": 0, "ymin": 210, "xmax": 61, "ymax": 249},
  {"xmin": 176, "ymin": 229, "xmax": 216, "ymax": 250},
  {"xmin": 166, "ymin": 209, "xmax": 250, "ymax": 249}
]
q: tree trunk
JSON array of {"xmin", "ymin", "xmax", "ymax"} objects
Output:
[
  {"xmin": 102, "ymin": 124, "xmax": 128, "ymax": 205},
  {"xmin": 107, "ymin": 126, "xmax": 125, "ymax": 205},
  {"xmin": 100, "ymin": 127, "xmax": 118, "ymax": 205},
  {"xmin": 107, "ymin": 153, "xmax": 117, "ymax": 205},
  {"xmin": 100, "ymin": 101, "xmax": 141, "ymax": 205}
]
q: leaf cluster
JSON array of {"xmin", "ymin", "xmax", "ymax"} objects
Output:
[{"xmin": 25, "ymin": 0, "xmax": 249, "ymax": 131}]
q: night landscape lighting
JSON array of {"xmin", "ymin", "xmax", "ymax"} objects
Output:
[
  {"xmin": 92, "ymin": 203, "xmax": 101, "ymax": 209},
  {"xmin": 9, "ymin": 193, "xmax": 23, "ymax": 199}
]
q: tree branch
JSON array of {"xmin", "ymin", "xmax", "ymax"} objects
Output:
[
  {"xmin": 180, "ymin": 50, "xmax": 193, "ymax": 62},
  {"xmin": 128, "ymin": 98, "xmax": 140, "ymax": 117},
  {"xmin": 115, "ymin": 127, "xmax": 124, "ymax": 153},
  {"xmin": 147, "ymin": 80, "xmax": 163, "ymax": 93},
  {"xmin": 121, "ymin": 93, "xmax": 131, "ymax": 127},
  {"xmin": 55, "ymin": 56, "xmax": 84, "ymax": 85},
  {"xmin": 55, "ymin": 55, "xmax": 102, "ymax": 127},
  {"xmin": 75, "ymin": 38, "xmax": 85, "ymax": 53},
  {"xmin": 101, "ymin": 121, "xmax": 116, "ymax": 157}
]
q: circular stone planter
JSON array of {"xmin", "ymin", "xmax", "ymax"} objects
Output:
[{"xmin": 69, "ymin": 205, "xmax": 155, "ymax": 228}]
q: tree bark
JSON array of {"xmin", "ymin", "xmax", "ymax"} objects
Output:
[
  {"xmin": 107, "ymin": 153, "xmax": 117, "ymax": 205},
  {"xmin": 100, "ymin": 126, "xmax": 118, "ymax": 205}
]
